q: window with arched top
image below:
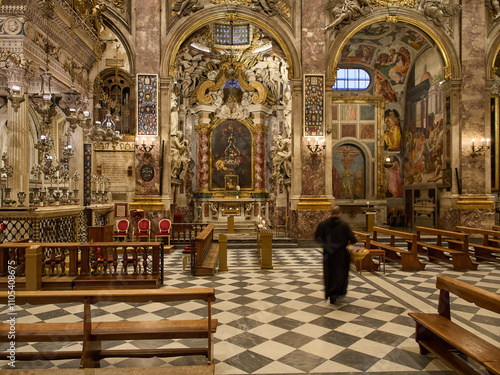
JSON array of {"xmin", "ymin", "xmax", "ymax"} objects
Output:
[
  {"xmin": 94, "ymin": 69, "xmax": 135, "ymax": 136},
  {"xmin": 333, "ymin": 68, "xmax": 371, "ymax": 91}
]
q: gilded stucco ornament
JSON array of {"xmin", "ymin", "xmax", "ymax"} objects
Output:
[
  {"xmin": 207, "ymin": 0, "xmax": 290, "ymax": 18},
  {"xmin": 196, "ymin": 59, "xmax": 267, "ymax": 105},
  {"xmin": 371, "ymin": 0, "xmax": 416, "ymax": 7}
]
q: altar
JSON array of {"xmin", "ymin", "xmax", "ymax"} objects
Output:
[{"xmin": 194, "ymin": 197, "xmax": 270, "ymax": 230}]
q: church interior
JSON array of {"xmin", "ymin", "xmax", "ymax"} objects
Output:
[{"xmin": 1, "ymin": 0, "xmax": 500, "ymax": 374}]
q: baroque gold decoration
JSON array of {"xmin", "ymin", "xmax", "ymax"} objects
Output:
[
  {"xmin": 196, "ymin": 58, "xmax": 267, "ymax": 105},
  {"xmin": 208, "ymin": 0, "xmax": 290, "ymax": 18},
  {"xmin": 371, "ymin": 0, "xmax": 415, "ymax": 7},
  {"xmin": 104, "ymin": 0, "xmax": 126, "ymax": 12}
]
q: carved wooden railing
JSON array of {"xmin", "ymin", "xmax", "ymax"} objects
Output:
[
  {"xmin": 0, "ymin": 241, "xmax": 164, "ymax": 290},
  {"xmin": 171, "ymin": 223, "xmax": 209, "ymax": 245}
]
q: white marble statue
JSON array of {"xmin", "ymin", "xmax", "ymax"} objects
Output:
[
  {"xmin": 171, "ymin": 131, "xmax": 190, "ymax": 180},
  {"xmin": 171, "ymin": 93, "xmax": 179, "ymax": 136}
]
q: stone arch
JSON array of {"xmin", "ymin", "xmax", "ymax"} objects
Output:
[
  {"xmin": 160, "ymin": 8, "xmax": 302, "ymax": 80},
  {"xmin": 325, "ymin": 8, "xmax": 461, "ymax": 82}
]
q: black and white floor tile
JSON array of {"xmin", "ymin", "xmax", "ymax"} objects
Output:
[{"xmin": 2, "ymin": 245, "xmax": 500, "ymax": 374}]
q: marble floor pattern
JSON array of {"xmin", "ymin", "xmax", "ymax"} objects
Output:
[{"xmin": 1, "ymin": 245, "xmax": 500, "ymax": 374}]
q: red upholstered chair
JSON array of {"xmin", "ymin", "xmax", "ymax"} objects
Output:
[
  {"xmin": 113, "ymin": 219, "xmax": 129, "ymax": 242},
  {"xmin": 134, "ymin": 219, "xmax": 151, "ymax": 242},
  {"xmin": 155, "ymin": 219, "xmax": 172, "ymax": 245}
]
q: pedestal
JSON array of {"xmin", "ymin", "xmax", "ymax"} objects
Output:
[
  {"xmin": 365, "ymin": 210, "xmax": 376, "ymax": 232},
  {"xmin": 227, "ymin": 215, "xmax": 234, "ymax": 233}
]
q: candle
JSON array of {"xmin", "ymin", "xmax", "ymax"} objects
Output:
[
  {"xmin": 481, "ymin": 138, "xmax": 485, "ymax": 146},
  {"xmin": 20, "ymin": 175, "xmax": 24, "ymax": 192},
  {"xmin": 307, "ymin": 138, "xmax": 310, "ymax": 146},
  {"xmin": 487, "ymin": 138, "xmax": 490, "ymax": 147},
  {"xmin": 472, "ymin": 139, "xmax": 475, "ymax": 147},
  {"xmin": 316, "ymin": 138, "xmax": 319, "ymax": 146}
]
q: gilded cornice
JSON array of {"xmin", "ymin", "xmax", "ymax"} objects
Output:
[
  {"xmin": 456, "ymin": 196, "xmax": 495, "ymax": 209},
  {"xmin": 129, "ymin": 197, "xmax": 166, "ymax": 211},
  {"xmin": 297, "ymin": 197, "xmax": 332, "ymax": 210}
]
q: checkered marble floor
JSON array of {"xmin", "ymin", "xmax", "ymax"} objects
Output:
[{"xmin": 2, "ymin": 246, "xmax": 500, "ymax": 374}]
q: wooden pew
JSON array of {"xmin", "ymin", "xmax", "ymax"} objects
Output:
[
  {"xmin": 370, "ymin": 226, "xmax": 426, "ymax": 271},
  {"xmin": 414, "ymin": 226, "xmax": 478, "ymax": 270},
  {"xmin": 194, "ymin": 224, "xmax": 219, "ymax": 276},
  {"xmin": 455, "ymin": 226, "xmax": 500, "ymax": 263},
  {"xmin": 0, "ymin": 288, "xmax": 217, "ymax": 369},
  {"xmin": 409, "ymin": 276, "xmax": 500, "ymax": 375},
  {"xmin": 352, "ymin": 231, "xmax": 385, "ymax": 274}
]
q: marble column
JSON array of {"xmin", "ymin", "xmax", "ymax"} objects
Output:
[
  {"xmin": 296, "ymin": 0, "xmax": 331, "ymax": 240},
  {"xmin": 249, "ymin": 107, "xmax": 270, "ymax": 193},
  {"xmin": 456, "ymin": 0, "xmax": 495, "ymax": 228},
  {"xmin": 193, "ymin": 108, "xmax": 212, "ymax": 192},
  {"xmin": 129, "ymin": 0, "xmax": 164, "ymax": 224}
]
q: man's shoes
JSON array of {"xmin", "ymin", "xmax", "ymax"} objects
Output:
[{"xmin": 329, "ymin": 296, "xmax": 336, "ymax": 304}]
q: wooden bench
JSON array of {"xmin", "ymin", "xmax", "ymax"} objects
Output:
[
  {"xmin": 0, "ymin": 288, "xmax": 217, "ymax": 369},
  {"xmin": 455, "ymin": 226, "xmax": 500, "ymax": 263},
  {"xmin": 370, "ymin": 226, "xmax": 425, "ymax": 271},
  {"xmin": 408, "ymin": 276, "xmax": 500, "ymax": 375},
  {"xmin": 193, "ymin": 224, "xmax": 219, "ymax": 276},
  {"xmin": 352, "ymin": 231, "xmax": 385, "ymax": 274},
  {"xmin": 414, "ymin": 226, "xmax": 478, "ymax": 270}
]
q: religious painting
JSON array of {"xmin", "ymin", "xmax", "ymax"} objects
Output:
[
  {"xmin": 374, "ymin": 46, "xmax": 411, "ymax": 85},
  {"xmin": 384, "ymin": 155, "xmax": 403, "ymax": 198},
  {"xmin": 404, "ymin": 48, "xmax": 444, "ymax": 185},
  {"xmin": 210, "ymin": 120, "xmax": 252, "ymax": 190},
  {"xmin": 225, "ymin": 175, "xmax": 238, "ymax": 191},
  {"xmin": 383, "ymin": 109, "xmax": 401, "ymax": 151},
  {"xmin": 332, "ymin": 145, "xmax": 366, "ymax": 199},
  {"xmin": 342, "ymin": 124, "xmax": 356, "ymax": 138}
]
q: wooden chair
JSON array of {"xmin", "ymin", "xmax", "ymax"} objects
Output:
[
  {"xmin": 113, "ymin": 219, "xmax": 129, "ymax": 242},
  {"xmin": 155, "ymin": 219, "xmax": 172, "ymax": 245},
  {"xmin": 134, "ymin": 219, "xmax": 151, "ymax": 242},
  {"xmin": 276, "ymin": 216, "xmax": 289, "ymax": 237}
]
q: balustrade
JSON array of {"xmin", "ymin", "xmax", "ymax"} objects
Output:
[{"xmin": 0, "ymin": 241, "xmax": 163, "ymax": 290}]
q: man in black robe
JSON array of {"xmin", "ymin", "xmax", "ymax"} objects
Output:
[{"xmin": 315, "ymin": 206, "xmax": 357, "ymax": 304}]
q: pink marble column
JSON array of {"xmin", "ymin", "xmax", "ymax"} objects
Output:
[
  {"xmin": 254, "ymin": 128, "xmax": 267, "ymax": 191},
  {"xmin": 195, "ymin": 122, "xmax": 210, "ymax": 191}
]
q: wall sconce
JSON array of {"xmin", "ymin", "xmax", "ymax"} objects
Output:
[
  {"xmin": 7, "ymin": 85, "xmax": 25, "ymax": 112},
  {"xmin": 307, "ymin": 138, "xmax": 325, "ymax": 157},
  {"xmin": 471, "ymin": 138, "xmax": 491, "ymax": 156},
  {"xmin": 135, "ymin": 137, "xmax": 155, "ymax": 157}
]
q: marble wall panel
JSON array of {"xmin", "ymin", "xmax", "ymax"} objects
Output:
[
  {"xmin": 301, "ymin": 0, "xmax": 326, "ymax": 73},
  {"xmin": 297, "ymin": 209, "xmax": 331, "ymax": 239}
]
